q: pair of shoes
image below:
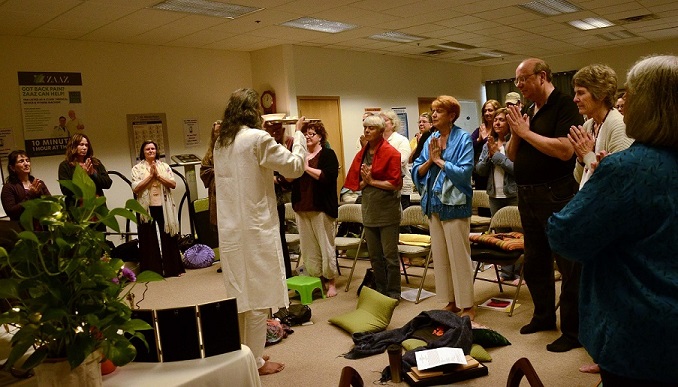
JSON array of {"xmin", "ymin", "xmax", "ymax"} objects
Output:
[
  {"xmin": 546, "ymin": 335, "xmax": 583, "ymax": 352},
  {"xmin": 519, "ymin": 320, "xmax": 557, "ymax": 334}
]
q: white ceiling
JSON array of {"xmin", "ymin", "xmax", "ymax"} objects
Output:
[{"xmin": 1, "ymin": 0, "xmax": 677, "ymax": 66}]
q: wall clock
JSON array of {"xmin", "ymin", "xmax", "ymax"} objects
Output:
[{"xmin": 261, "ymin": 90, "xmax": 276, "ymax": 114}]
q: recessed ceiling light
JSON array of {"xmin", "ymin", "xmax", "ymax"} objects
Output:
[
  {"xmin": 568, "ymin": 17, "xmax": 614, "ymax": 31},
  {"xmin": 478, "ymin": 50, "xmax": 512, "ymax": 58},
  {"xmin": 369, "ymin": 31, "xmax": 425, "ymax": 43},
  {"xmin": 151, "ymin": 0, "xmax": 261, "ymax": 19},
  {"xmin": 434, "ymin": 41, "xmax": 476, "ymax": 51},
  {"xmin": 281, "ymin": 17, "xmax": 357, "ymax": 33},
  {"xmin": 520, "ymin": 0, "xmax": 580, "ymax": 16},
  {"xmin": 597, "ymin": 30, "xmax": 637, "ymax": 40}
]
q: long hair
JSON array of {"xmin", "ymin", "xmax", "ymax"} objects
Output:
[
  {"xmin": 65, "ymin": 133, "xmax": 99, "ymax": 166},
  {"xmin": 217, "ymin": 88, "xmax": 262, "ymax": 148},
  {"xmin": 138, "ymin": 140, "xmax": 160, "ymax": 162},
  {"xmin": 6, "ymin": 150, "xmax": 31, "ymax": 184},
  {"xmin": 625, "ymin": 55, "xmax": 678, "ymax": 149}
]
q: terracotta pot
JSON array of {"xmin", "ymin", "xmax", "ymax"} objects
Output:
[
  {"xmin": 35, "ymin": 352, "xmax": 102, "ymax": 387},
  {"xmin": 100, "ymin": 358, "xmax": 117, "ymax": 375}
]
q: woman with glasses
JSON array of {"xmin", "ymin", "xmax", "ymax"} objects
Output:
[
  {"xmin": 345, "ymin": 114, "xmax": 403, "ymax": 301},
  {"xmin": 2, "ymin": 150, "xmax": 50, "ymax": 221},
  {"xmin": 471, "ymin": 100, "xmax": 501, "ymax": 190},
  {"xmin": 412, "ymin": 95, "xmax": 475, "ymax": 319},
  {"xmin": 290, "ymin": 120, "xmax": 339, "ymax": 297}
]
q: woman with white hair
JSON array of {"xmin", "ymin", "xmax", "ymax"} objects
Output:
[
  {"xmin": 380, "ymin": 110, "xmax": 412, "ymax": 209},
  {"xmin": 345, "ymin": 114, "xmax": 403, "ymax": 300},
  {"xmin": 548, "ymin": 55, "xmax": 678, "ymax": 385}
]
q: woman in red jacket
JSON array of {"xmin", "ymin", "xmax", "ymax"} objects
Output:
[{"xmin": 345, "ymin": 114, "xmax": 403, "ymax": 301}]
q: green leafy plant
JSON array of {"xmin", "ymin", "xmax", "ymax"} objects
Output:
[{"xmin": 0, "ymin": 166, "xmax": 164, "ymax": 371}]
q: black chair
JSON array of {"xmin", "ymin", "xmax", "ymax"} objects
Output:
[
  {"xmin": 191, "ymin": 198, "xmax": 218, "ymax": 248},
  {"xmin": 338, "ymin": 366, "xmax": 364, "ymax": 387},
  {"xmin": 506, "ymin": 357, "xmax": 544, "ymax": 387}
]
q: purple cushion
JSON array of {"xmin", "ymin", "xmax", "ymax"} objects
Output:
[{"xmin": 182, "ymin": 243, "xmax": 215, "ymax": 269}]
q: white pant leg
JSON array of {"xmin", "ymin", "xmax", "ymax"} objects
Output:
[
  {"xmin": 429, "ymin": 214, "xmax": 474, "ymax": 308},
  {"xmin": 238, "ymin": 309, "xmax": 268, "ymax": 369},
  {"xmin": 313, "ymin": 212, "xmax": 337, "ymax": 279},
  {"xmin": 297, "ymin": 212, "xmax": 322, "ymax": 277}
]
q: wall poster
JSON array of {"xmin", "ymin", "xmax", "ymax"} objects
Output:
[
  {"xmin": 392, "ymin": 107, "xmax": 408, "ymax": 138},
  {"xmin": 126, "ymin": 113, "xmax": 170, "ymax": 167},
  {"xmin": 18, "ymin": 71, "xmax": 85, "ymax": 157}
]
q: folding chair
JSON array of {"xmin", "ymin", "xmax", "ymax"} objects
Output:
[
  {"xmin": 471, "ymin": 190, "xmax": 491, "ymax": 232},
  {"xmin": 397, "ymin": 206, "xmax": 432, "ymax": 304},
  {"xmin": 470, "ymin": 205, "xmax": 525, "ymax": 316},
  {"xmin": 284, "ymin": 202, "xmax": 301, "ymax": 268},
  {"xmin": 338, "ymin": 204, "xmax": 366, "ymax": 292}
]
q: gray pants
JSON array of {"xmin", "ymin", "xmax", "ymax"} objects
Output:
[{"xmin": 363, "ymin": 223, "xmax": 401, "ymax": 300}]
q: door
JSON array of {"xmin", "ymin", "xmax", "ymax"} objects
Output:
[
  {"xmin": 297, "ymin": 97, "xmax": 345, "ymax": 194},
  {"xmin": 417, "ymin": 97, "xmax": 435, "ymax": 116}
]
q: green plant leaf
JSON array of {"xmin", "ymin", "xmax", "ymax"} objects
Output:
[
  {"xmin": 16, "ymin": 231, "xmax": 39, "ymax": 244},
  {"xmin": 21, "ymin": 346, "xmax": 49, "ymax": 370},
  {"xmin": 68, "ymin": 334, "xmax": 97, "ymax": 369},
  {"xmin": 107, "ymin": 340, "xmax": 137, "ymax": 366},
  {"xmin": 124, "ymin": 199, "xmax": 148, "ymax": 218},
  {"xmin": 3, "ymin": 335, "xmax": 36, "ymax": 370},
  {"xmin": 135, "ymin": 271, "xmax": 164, "ymax": 283},
  {"xmin": 0, "ymin": 278, "xmax": 20, "ymax": 299},
  {"xmin": 124, "ymin": 318, "xmax": 153, "ymax": 331},
  {"xmin": 57, "ymin": 180, "xmax": 82, "ymax": 199},
  {"xmin": 71, "ymin": 165, "xmax": 96, "ymax": 201}
]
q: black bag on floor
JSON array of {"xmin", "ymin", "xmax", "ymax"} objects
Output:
[
  {"xmin": 357, "ymin": 268, "xmax": 376, "ymax": 296},
  {"xmin": 110, "ymin": 239, "xmax": 140, "ymax": 262},
  {"xmin": 273, "ymin": 304, "xmax": 311, "ymax": 326}
]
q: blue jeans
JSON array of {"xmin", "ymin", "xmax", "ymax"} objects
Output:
[{"xmin": 517, "ymin": 175, "xmax": 581, "ymax": 341}]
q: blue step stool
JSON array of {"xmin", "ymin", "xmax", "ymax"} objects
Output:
[{"xmin": 286, "ymin": 276, "xmax": 325, "ymax": 305}]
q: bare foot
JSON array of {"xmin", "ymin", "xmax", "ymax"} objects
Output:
[
  {"xmin": 511, "ymin": 278, "xmax": 525, "ymax": 286},
  {"xmin": 443, "ymin": 303, "xmax": 461, "ymax": 313},
  {"xmin": 327, "ymin": 279, "xmax": 337, "ymax": 297},
  {"xmin": 579, "ymin": 363, "xmax": 600, "ymax": 374},
  {"xmin": 460, "ymin": 307, "xmax": 475, "ymax": 321},
  {"xmin": 258, "ymin": 360, "xmax": 285, "ymax": 375}
]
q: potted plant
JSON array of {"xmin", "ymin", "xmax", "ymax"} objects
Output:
[{"xmin": 0, "ymin": 166, "xmax": 163, "ymax": 383}]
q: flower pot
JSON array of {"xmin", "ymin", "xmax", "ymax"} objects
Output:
[
  {"xmin": 35, "ymin": 352, "xmax": 102, "ymax": 387},
  {"xmin": 100, "ymin": 357, "xmax": 117, "ymax": 376}
]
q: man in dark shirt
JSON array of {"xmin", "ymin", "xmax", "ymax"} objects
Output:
[{"xmin": 506, "ymin": 58, "xmax": 584, "ymax": 353}]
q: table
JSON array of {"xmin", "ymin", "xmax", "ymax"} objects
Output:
[{"xmin": 103, "ymin": 345, "xmax": 261, "ymax": 387}]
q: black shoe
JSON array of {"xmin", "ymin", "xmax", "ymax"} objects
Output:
[
  {"xmin": 217, "ymin": 268, "xmax": 222, "ymax": 273},
  {"xmin": 519, "ymin": 320, "xmax": 557, "ymax": 334},
  {"xmin": 546, "ymin": 335, "xmax": 582, "ymax": 352}
]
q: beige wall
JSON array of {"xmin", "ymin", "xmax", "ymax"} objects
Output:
[
  {"xmin": 287, "ymin": 45, "xmax": 484, "ymax": 169},
  {"xmin": 0, "ymin": 36, "xmax": 251, "ymax": 234},
  {"xmin": 481, "ymin": 37, "xmax": 678, "ymax": 84}
]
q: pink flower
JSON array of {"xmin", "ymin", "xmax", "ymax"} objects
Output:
[{"xmin": 111, "ymin": 277, "xmax": 119, "ymax": 284}]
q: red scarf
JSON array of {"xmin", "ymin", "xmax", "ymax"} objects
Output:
[{"xmin": 345, "ymin": 137, "xmax": 402, "ymax": 190}]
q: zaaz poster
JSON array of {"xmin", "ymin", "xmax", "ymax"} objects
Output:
[{"xmin": 18, "ymin": 71, "xmax": 85, "ymax": 157}]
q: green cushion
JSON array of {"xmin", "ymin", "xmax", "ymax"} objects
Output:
[
  {"xmin": 328, "ymin": 287, "xmax": 398, "ymax": 334},
  {"xmin": 472, "ymin": 328, "xmax": 511, "ymax": 348},
  {"xmin": 212, "ymin": 247, "xmax": 220, "ymax": 261},
  {"xmin": 470, "ymin": 343, "xmax": 492, "ymax": 362},
  {"xmin": 193, "ymin": 198, "xmax": 209, "ymax": 213},
  {"xmin": 401, "ymin": 338, "xmax": 427, "ymax": 351}
]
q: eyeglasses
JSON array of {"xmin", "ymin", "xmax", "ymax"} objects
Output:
[
  {"xmin": 514, "ymin": 72, "xmax": 539, "ymax": 87},
  {"xmin": 305, "ymin": 132, "xmax": 318, "ymax": 138}
]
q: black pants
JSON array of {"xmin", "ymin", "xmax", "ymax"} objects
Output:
[
  {"xmin": 600, "ymin": 369, "xmax": 678, "ymax": 387},
  {"xmin": 517, "ymin": 175, "xmax": 581, "ymax": 341},
  {"xmin": 277, "ymin": 203, "xmax": 293, "ymax": 278},
  {"xmin": 139, "ymin": 206, "xmax": 185, "ymax": 277}
]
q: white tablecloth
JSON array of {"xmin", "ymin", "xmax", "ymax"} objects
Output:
[{"xmin": 103, "ymin": 345, "xmax": 261, "ymax": 387}]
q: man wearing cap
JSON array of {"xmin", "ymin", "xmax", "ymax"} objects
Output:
[
  {"xmin": 506, "ymin": 58, "xmax": 584, "ymax": 353},
  {"xmin": 505, "ymin": 92, "xmax": 523, "ymax": 111}
]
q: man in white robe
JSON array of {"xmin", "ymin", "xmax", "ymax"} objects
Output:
[{"xmin": 214, "ymin": 89, "xmax": 306, "ymax": 375}]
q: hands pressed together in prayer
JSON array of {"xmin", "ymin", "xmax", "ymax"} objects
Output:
[
  {"xmin": 80, "ymin": 158, "xmax": 95, "ymax": 175},
  {"xmin": 487, "ymin": 136, "xmax": 499, "ymax": 157},
  {"xmin": 506, "ymin": 105, "xmax": 530, "ymax": 139},
  {"xmin": 428, "ymin": 137, "xmax": 443, "ymax": 165},
  {"xmin": 568, "ymin": 125, "xmax": 595, "ymax": 162}
]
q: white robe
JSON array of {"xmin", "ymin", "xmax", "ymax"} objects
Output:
[{"xmin": 214, "ymin": 127, "xmax": 307, "ymax": 313}]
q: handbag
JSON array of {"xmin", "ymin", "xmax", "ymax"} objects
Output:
[{"xmin": 273, "ymin": 304, "xmax": 312, "ymax": 326}]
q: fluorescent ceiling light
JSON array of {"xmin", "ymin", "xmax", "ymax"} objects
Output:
[
  {"xmin": 369, "ymin": 31, "xmax": 425, "ymax": 43},
  {"xmin": 520, "ymin": 0, "xmax": 579, "ymax": 16},
  {"xmin": 597, "ymin": 30, "xmax": 636, "ymax": 40},
  {"xmin": 568, "ymin": 17, "xmax": 614, "ymax": 31},
  {"xmin": 151, "ymin": 0, "xmax": 261, "ymax": 19},
  {"xmin": 478, "ymin": 50, "xmax": 512, "ymax": 58},
  {"xmin": 435, "ymin": 41, "xmax": 476, "ymax": 51},
  {"xmin": 281, "ymin": 17, "xmax": 357, "ymax": 33}
]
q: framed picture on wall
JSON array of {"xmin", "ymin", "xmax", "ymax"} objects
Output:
[{"xmin": 126, "ymin": 113, "xmax": 170, "ymax": 167}]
